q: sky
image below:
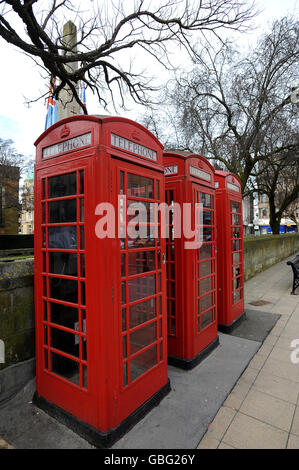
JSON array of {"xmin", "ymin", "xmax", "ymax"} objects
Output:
[{"xmin": 0, "ymin": 0, "xmax": 298, "ymax": 168}]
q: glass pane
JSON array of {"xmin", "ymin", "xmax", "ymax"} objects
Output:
[
  {"xmin": 43, "ymin": 300, "xmax": 48, "ymax": 321},
  {"xmin": 129, "ymin": 297, "xmax": 156, "ymax": 328},
  {"xmin": 122, "ymin": 308, "xmax": 127, "ymax": 331},
  {"xmin": 200, "ymin": 276, "xmax": 212, "ymax": 295},
  {"xmin": 232, "ymin": 228, "xmax": 240, "ymax": 239},
  {"xmin": 200, "ymin": 293, "xmax": 213, "ymax": 312},
  {"xmin": 50, "ymin": 352, "xmax": 80, "ymax": 386},
  {"xmin": 232, "ymin": 202, "xmax": 239, "ymax": 213},
  {"xmin": 233, "ymin": 239, "xmax": 240, "ymax": 252},
  {"xmin": 50, "ymin": 302, "xmax": 78, "ymax": 329},
  {"xmin": 120, "ymin": 171, "xmax": 124, "ymax": 195},
  {"xmin": 232, "ymin": 214, "xmax": 240, "ymax": 225},
  {"xmin": 123, "ymin": 336, "xmax": 127, "ymax": 359},
  {"xmin": 233, "ymin": 252, "xmax": 241, "ymax": 264},
  {"xmin": 49, "ymin": 278, "xmax": 78, "ymax": 304},
  {"xmin": 203, "ymin": 211, "xmax": 212, "ymax": 225},
  {"xmin": 168, "ymin": 281, "xmax": 175, "ymax": 298},
  {"xmin": 234, "ymin": 290, "xmax": 241, "ymax": 303},
  {"xmin": 130, "ymin": 322, "xmax": 156, "ymax": 355},
  {"xmin": 127, "ymin": 200, "xmax": 155, "ymax": 224},
  {"xmin": 80, "ymin": 226, "xmax": 85, "ymax": 250},
  {"xmin": 49, "ymin": 252, "xmax": 77, "ymax": 276},
  {"xmin": 44, "ymin": 349, "xmax": 48, "ymax": 369},
  {"xmin": 81, "ymin": 282, "xmax": 86, "ymax": 305},
  {"xmin": 203, "ymin": 227, "xmax": 212, "ymax": 241},
  {"xmin": 82, "ymin": 365, "xmax": 87, "ymax": 389},
  {"xmin": 121, "ymin": 254, "xmax": 126, "ymax": 277},
  {"xmin": 122, "ymin": 282, "xmax": 126, "ymax": 304},
  {"xmin": 79, "ymin": 171, "xmax": 84, "ymax": 194},
  {"xmin": 127, "ymin": 174, "xmax": 154, "ymax": 199},
  {"xmin": 80, "ymin": 198, "xmax": 84, "ymax": 222},
  {"xmin": 234, "ymin": 277, "xmax": 241, "ymax": 290},
  {"xmin": 49, "ymin": 173, "xmax": 77, "ymax": 199},
  {"xmin": 80, "ymin": 254, "xmax": 85, "ymax": 277},
  {"xmin": 123, "ymin": 362, "xmax": 128, "ymax": 387},
  {"xmin": 156, "ymin": 181, "xmax": 160, "ymax": 200},
  {"xmin": 42, "ymin": 203, "xmax": 46, "ymax": 224},
  {"xmin": 49, "ymin": 199, "xmax": 77, "ymax": 223},
  {"xmin": 128, "ymin": 275, "xmax": 155, "ymax": 303},
  {"xmin": 201, "ymin": 310, "xmax": 213, "ymax": 329},
  {"xmin": 200, "ymin": 244, "xmax": 212, "ymax": 260},
  {"xmin": 130, "ymin": 344, "xmax": 157, "ymax": 382},
  {"xmin": 159, "ymin": 318, "xmax": 163, "ymax": 338},
  {"xmin": 200, "ymin": 261, "xmax": 212, "ymax": 278},
  {"xmin": 50, "ymin": 327, "xmax": 79, "ymax": 358},
  {"xmin": 128, "ymin": 251, "xmax": 155, "ymax": 275},
  {"xmin": 233, "ymin": 265, "xmax": 241, "ymax": 277},
  {"xmin": 169, "ymin": 262, "xmax": 175, "ymax": 280},
  {"xmin": 127, "ymin": 234, "xmax": 156, "ymax": 249},
  {"xmin": 48, "ymin": 226, "xmax": 77, "ymax": 249},
  {"xmin": 43, "ymin": 276, "xmax": 47, "ymax": 296},
  {"xmin": 199, "ymin": 193, "xmax": 211, "ymax": 208}
]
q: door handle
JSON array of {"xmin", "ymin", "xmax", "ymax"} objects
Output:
[{"xmin": 162, "ymin": 253, "xmax": 166, "ymax": 265}]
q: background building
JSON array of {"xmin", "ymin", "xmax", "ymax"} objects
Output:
[
  {"xmin": 0, "ymin": 165, "xmax": 20, "ymax": 235},
  {"xmin": 20, "ymin": 172, "xmax": 34, "ymax": 234},
  {"xmin": 21, "ymin": 172, "xmax": 34, "ymax": 234}
]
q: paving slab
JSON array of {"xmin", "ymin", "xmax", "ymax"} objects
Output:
[
  {"xmin": 113, "ymin": 333, "xmax": 260, "ymax": 449},
  {"xmin": 0, "ymin": 333, "xmax": 260, "ymax": 449}
]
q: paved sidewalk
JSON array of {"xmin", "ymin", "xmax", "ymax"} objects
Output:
[
  {"xmin": 198, "ymin": 257, "xmax": 299, "ymax": 449},
  {"xmin": 1, "ymin": 255, "xmax": 298, "ymax": 449}
]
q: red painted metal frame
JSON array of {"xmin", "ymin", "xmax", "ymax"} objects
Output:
[
  {"xmin": 215, "ymin": 171, "xmax": 245, "ymax": 329},
  {"xmin": 34, "ymin": 115, "xmax": 168, "ymax": 437},
  {"xmin": 163, "ymin": 152, "xmax": 218, "ymax": 367}
]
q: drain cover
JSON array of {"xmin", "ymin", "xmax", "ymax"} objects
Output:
[{"xmin": 249, "ymin": 300, "xmax": 272, "ymax": 306}]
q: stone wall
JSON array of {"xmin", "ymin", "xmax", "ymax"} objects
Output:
[
  {"xmin": 0, "ymin": 258, "xmax": 35, "ymax": 402},
  {"xmin": 243, "ymin": 233, "xmax": 299, "ymax": 281}
]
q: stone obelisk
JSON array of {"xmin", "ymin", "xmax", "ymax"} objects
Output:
[{"xmin": 58, "ymin": 21, "xmax": 81, "ymax": 120}]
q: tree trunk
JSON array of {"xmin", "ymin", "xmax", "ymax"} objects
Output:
[{"xmin": 269, "ymin": 216, "xmax": 281, "ymax": 235}]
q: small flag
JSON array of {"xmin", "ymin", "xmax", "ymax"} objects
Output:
[
  {"xmin": 80, "ymin": 82, "xmax": 86, "ymax": 113},
  {"xmin": 45, "ymin": 77, "xmax": 58, "ymax": 130}
]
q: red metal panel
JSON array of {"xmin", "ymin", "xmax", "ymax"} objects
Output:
[
  {"xmin": 163, "ymin": 152, "xmax": 218, "ymax": 367},
  {"xmin": 215, "ymin": 171, "xmax": 244, "ymax": 328},
  {"xmin": 34, "ymin": 116, "xmax": 168, "ymax": 439}
]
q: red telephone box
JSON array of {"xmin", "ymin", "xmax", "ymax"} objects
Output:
[
  {"xmin": 215, "ymin": 171, "xmax": 245, "ymax": 332},
  {"xmin": 163, "ymin": 152, "xmax": 219, "ymax": 369},
  {"xmin": 33, "ymin": 115, "xmax": 170, "ymax": 447}
]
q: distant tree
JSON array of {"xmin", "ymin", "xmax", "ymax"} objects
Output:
[
  {"xmin": 0, "ymin": 138, "xmax": 33, "ymax": 219},
  {"xmin": 254, "ymin": 152, "xmax": 299, "ymax": 234},
  {"xmin": 149, "ymin": 16, "xmax": 298, "ymax": 194},
  {"xmin": 0, "ymin": 0, "xmax": 256, "ymax": 112}
]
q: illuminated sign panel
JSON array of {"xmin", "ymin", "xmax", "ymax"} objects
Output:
[
  {"xmin": 164, "ymin": 165, "xmax": 178, "ymax": 176},
  {"xmin": 42, "ymin": 133, "xmax": 92, "ymax": 158},
  {"xmin": 190, "ymin": 166, "xmax": 211, "ymax": 182},
  {"xmin": 111, "ymin": 133, "xmax": 157, "ymax": 161},
  {"xmin": 227, "ymin": 182, "xmax": 240, "ymax": 192}
]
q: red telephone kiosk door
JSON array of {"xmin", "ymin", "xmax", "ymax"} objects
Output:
[
  {"xmin": 33, "ymin": 115, "xmax": 170, "ymax": 447},
  {"xmin": 163, "ymin": 153, "xmax": 219, "ymax": 369},
  {"xmin": 215, "ymin": 171, "xmax": 245, "ymax": 332}
]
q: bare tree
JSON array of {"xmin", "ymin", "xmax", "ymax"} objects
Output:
[
  {"xmin": 160, "ymin": 16, "xmax": 298, "ymax": 193},
  {"xmin": 0, "ymin": 0, "xmax": 257, "ymax": 112},
  {"xmin": 254, "ymin": 152, "xmax": 299, "ymax": 234}
]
